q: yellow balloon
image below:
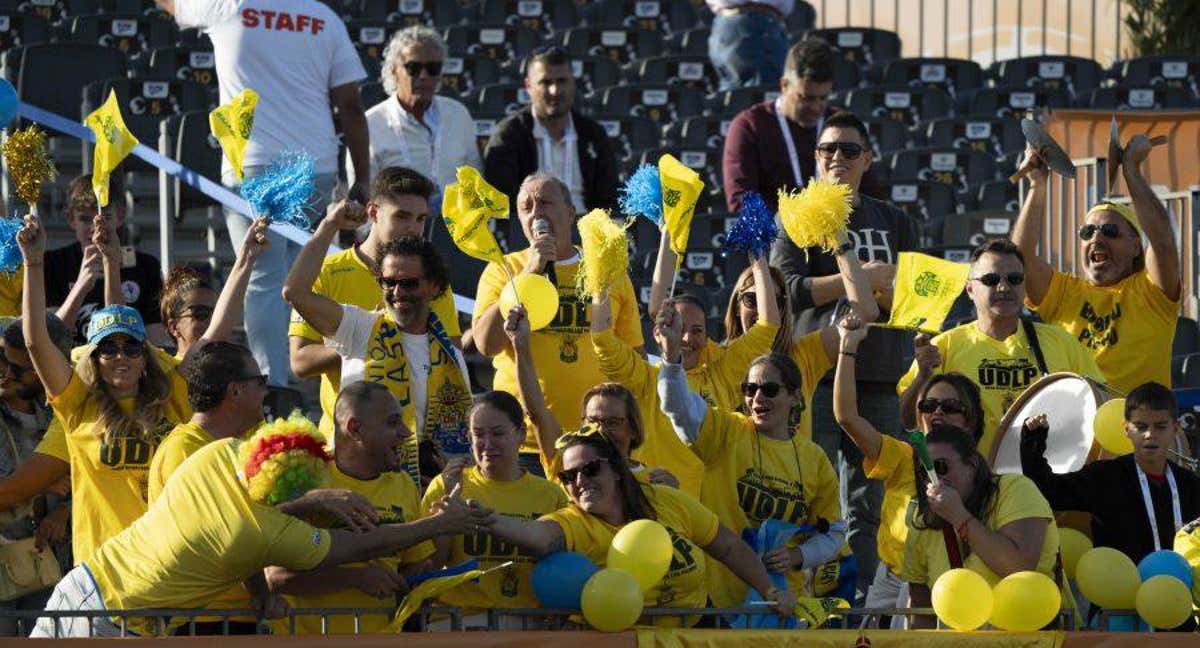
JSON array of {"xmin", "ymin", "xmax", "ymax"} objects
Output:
[
  {"xmin": 581, "ymin": 568, "xmax": 644, "ymax": 632},
  {"xmin": 607, "ymin": 520, "xmax": 673, "ymax": 592},
  {"xmin": 990, "ymin": 571, "xmax": 1061, "ymax": 631},
  {"xmin": 498, "ymin": 273, "xmax": 560, "ymax": 331},
  {"xmin": 1094, "ymin": 399, "xmax": 1133, "ymax": 455},
  {"xmin": 1136, "ymin": 575, "xmax": 1193, "ymax": 629},
  {"xmin": 1059, "ymin": 528, "xmax": 1094, "ymax": 580},
  {"xmin": 931, "ymin": 568, "xmax": 993, "ymax": 631},
  {"xmin": 1076, "ymin": 547, "xmax": 1140, "ymax": 609}
]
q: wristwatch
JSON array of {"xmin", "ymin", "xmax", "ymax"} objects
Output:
[{"xmin": 835, "ymin": 240, "xmax": 854, "ymax": 255}]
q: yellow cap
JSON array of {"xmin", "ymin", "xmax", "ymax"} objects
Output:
[{"xmin": 1086, "ymin": 201, "xmax": 1142, "ymax": 237}]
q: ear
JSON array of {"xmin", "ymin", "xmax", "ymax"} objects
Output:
[
  {"xmin": 345, "ymin": 416, "xmax": 362, "ymax": 441},
  {"xmin": 779, "ymin": 76, "xmax": 789, "ymax": 94},
  {"xmin": 366, "ymin": 201, "xmax": 379, "ymax": 222}
]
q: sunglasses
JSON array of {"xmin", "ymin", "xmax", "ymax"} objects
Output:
[
  {"xmin": 816, "ymin": 142, "xmax": 865, "ymax": 160},
  {"xmin": 1078, "ymin": 223, "xmax": 1122, "ymax": 241},
  {"xmin": 739, "ymin": 292, "xmax": 757, "ymax": 309},
  {"xmin": 379, "ymin": 277, "xmax": 421, "ymax": 291},
  {"xmin": 583, "ymin": 415, "xmax": 625, "ymax": 429},
  {"xmin": 970, "ymin": 272, "xmax": 1024, "ymax": 287},
  {"xmin": 402, "ymin": 61, "xmax": 443, "ymax": 77},
  {"xmin": 178, "ymin": 304, "xmax": 214, "ymax": 321},
  {"xmin": 557, "ymin": 458, "xmax": 609, "ymax": 485},
  {"xmin": 554, "ymin": 424, "xmax": 605, "ymax": 450},
  {"xmin": 741, "ymin": 381, "xmax": 783, "ymax": 398},
  {"xmin": 917, "ymin": 397, "xmax": 966, "ymax": 415},
  {"xmin": 933, "ymin": 457, "xmax": 950, "ymax": 477},
  {"xmin": 236, "ymin": 373, "xmax": 268, "ymax": 387},
  {"xmin": 95, "ymin": 340, "xmax": 145, "ymax": 359}
]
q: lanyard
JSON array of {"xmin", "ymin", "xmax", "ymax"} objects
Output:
[
  {"xmin": 1136, "ymin": 464, "xmax": 1182, "ymax": 551},
  {"xmin": 773, "ymin": 97, "xmax": 822, "ymax": 189}
]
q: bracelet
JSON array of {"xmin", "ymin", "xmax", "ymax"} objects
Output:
[
  {"xmin": 840, "ymin": 351, "xmax": 856, "ymax": 357},
  {"xmin": 956, "ymin": 516, "xmax": 972, "ymax": 539}
]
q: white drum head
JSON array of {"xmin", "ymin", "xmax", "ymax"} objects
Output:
[{"xmin": 992, "ymin": 374, "xmax": 1100, "ymax": 475}]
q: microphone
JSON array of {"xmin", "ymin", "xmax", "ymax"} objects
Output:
[{"xmin": 531, "ymin": 217, "xmax": 556, "ymax": 283}]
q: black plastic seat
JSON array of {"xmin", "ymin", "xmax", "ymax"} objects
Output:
[
  {"xmin": 593, "ymin": 113, "xmax": 659, "ymax": 161},
  {"xmin": 160, "ymin": 110, "xmax": 221, "ymax": 215},
  {"xmin": 477, "ymin": 0, "xmax": 579, "ymax": 36},
  {"xmin": 580, "ymin": 0, "xmax": 700, "ymax": 35},
  {"xmin": 560, "ymin": 26, "xmax": 663, "ymax": 65},
  {"xmin": 68, "ymin": 12, "xmax": 177, "ymax": 58},
  {"xmin": 1085, "ymin": 86, "xmax": 1199, "ymax": 110},
  {"xmin": 877, "ymin": 57, "xmax": 984, "ymax": 98},
  {"xmin": 345, "ymin": 19, "xmax": 401, "ymax": 62},
  {"xmin": 358, "ymin": 0, "xmax": 464, "ymax": 27},
  {"xmin": 633, "ymin": 54, "xmax": 717, "ymax": 94},
  {"xmin": 145, "ymin": 45, "xmax": 217, "ymax": 87},
  {"xmin": 805, "ymin": 27, "xmax": 901, "ymax": 68},
  {"xmin": 843, "ymin": 84, "xmax": 953, "ymax": 128},
  {"xmin": 964, "ymin": 84, "xmax": 1071, "ymax": 118},
  {"xmin": 600, "ymin": 83, "xmax": 705, "ymax": 126},
  {"xmin": 0, "ymin": 12, "xmax": 50, "ymax": 50},
  {"xmin": 1111, "ymin": 55, "xmax": 1200, "ymax": 93},
  {"xmin": 988, "ymin": 55, "xmax": 1104, "ymax": 95},
  {"xmin": 921, "ymin": 116, "xmax": 1025, "ymax": 157},
  {"xmin": 438, "ymin": 54, "xmax": 502, "ymax": 100},
  {"xmin": 889, "ymin": 146, "xmax": 999, "ymax": 191}
]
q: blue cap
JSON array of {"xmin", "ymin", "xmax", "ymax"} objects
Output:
[{"xmin": 85, "ymin": 305, "xmax": 146, "ymax": 345}]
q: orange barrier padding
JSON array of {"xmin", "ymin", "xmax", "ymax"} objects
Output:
[
  {"xmin": 637, "ymin": 629, "xmax": 1062, "ymax": 648},
  {"xmin": 1047, "ymin": 110, "xmax": 1200, "ymax": 193},
  {"xmin": 23, "ymin": 631, "xmax": 637, "ymax": 647}
]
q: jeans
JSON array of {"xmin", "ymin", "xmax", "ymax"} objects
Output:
[
  {"xmin": 811, "ymin": 381, "xmax": 900, "ymax": 605},
  {"xmin": 708, "ymin": 12, "xmax": 789, "ymax": 91},
  {"xmin": 31, "ymin": 565, "xmax": 123, "ymax": 638},
  {"xmin": 863, "ymin": 562, "xmax": 909, "ymax": 629},
  {"xmin": 224, "ymin": 167, "xmax": 338, "ymax": 386}
]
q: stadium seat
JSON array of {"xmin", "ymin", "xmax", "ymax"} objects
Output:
[
  {"xmin": 444, "ymin": 23, "xmax": 541, "ymax": 62},
  {"xmin": 7, "ymin": 0, "xmax": 68, "ymax": 23},
  {"xmin": 632, "ymin": 55, "xmax": 717, "ymax": 94},
  {"xmin": 8, "ymin": 43, "xmax": 127, "ymax": 123},
  {"xmin": 358, "ymin": 0, "xmax": 465, "ymax": 28},
  {"xmin": 889, "ymin": 147, "xmax": 999, "ymax": 191},
  {"xmin": 1174, "ymin": 317, "xmax": 1200, "ymax": 358},
  {"xmin": 346, "ymin": 19, "xmax": 402, "ymax": 62},
  {"xmin": 665, "ymin": 26, "xmax": 708, "ymax": 56},
  {"xmin": 469, "ymin": 81, "xmax": 529, "ymax": 114},
  {"xmin": 437, "ymin": 54, "xmax": 503, "ymax": 100},
  {"xmin": 571, "ymin": 55, "xmax": 622, "ymax": 97},
  {"xmin": 673, "ymin": 114, "xmax": 732, "ymax": 148},
  {"xmin": 829, "ymin": 50, "xmax": 863, "ymax": 91},
  {"xmin": 359, "ymin": 81, "xmax": 388, "ymax": 108},
  {"xmin": 68, "ymin": 12, "xmax": 177, "ymax": 58},
  {"xmin": 859, "ymin": 115, "xmax": 910, "ymax": 155},
  {"xmin": 471, "ymin": 110, "xmax": 505, "ymax": 157},
  {"xmin": 82, "ymin": 77, "xmax": 211, "ymax": 171},
  {"xmin": 637, "ymin": 146, "xmax": 722, "ymax": 208},
  {"xmin": 843, "ymin": 84, "xmax": 953, "ymax": 128},
  {"xmin": 1112, "ymin": 55, "xmax": 1200, "ymax": 93},
  {"xmin": 1084, "ymin": 86, "xmax": 1199, "ymax": 110},
  {"xmin": 580, "ymin": 0, "xmax": 700, "ymax": 35},
  {"xmin": 160, "ymin": 110, "xmax": 221, "ymax": 215},
  {"xmin": 886, "ymin": 179, "xmax": 958, "ymax": 238},
  {"xmin": 805, "ymin": 27, "xmax": 901, "ymax": 67},
  {"xmin": 600, "ymin": 84, "xmax": 705, "ymax": 126},
  {"xmin": 317, "ymin": 0, "xmax": 358, "ymax": 18},
  {"xmin": 876, "ymin": 57, "xmax": 984, "ymax": 98},
  {"xmin": 786, "ymin": 1, "xmax": 817, "ymax": 35},
  {"xmin": 675, "ymin": 246, "xmax": 726, "ymax": 292},
  {"xmin": 145, "ymin": 45, "xmax": 217, "ymax": 87},
  {"xmin": 0, "ymin": 12, "xmax": 50, "ymax": 50},
  {"xmin": 356, "ymin": 47, "xmax": 383, "ymax": 83},
  {"xmin": 560, "ymin": 26, "xmax": 663, "ymax": 65},
  {"xmin": 477, "ymin": 0, "xmax": 579, "ymax": 36},
  {"xmin": 964, "ymin": 84, "xmax": 1071, "ymax": 118},
  {"xmin": 973, "ymin": 179, "xmax": 1019, "ymax": 212},
  {"xmin": 921, "ymin": 116, "xmax": 1025, "ymax": 157},
  {"xmin": 708, "ymin": 84, "xmax": 779, "ymax": 114},
  {"xmin": 941, "ymin": 209, "xmax": 1015, "ymax": 247},
  {"xmin": 1181, "ymin": 353, "xmax": 1200, "ymax": 389},
  {"xmin": 593, "ymin": 113, "xmax": 660, "ymax": 162},
  {"xmin": 988, "ymin": 55, "xmax": 1104, "ymax": 95}
]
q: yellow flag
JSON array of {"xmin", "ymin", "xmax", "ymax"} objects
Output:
[
  {"xmin": 84, "ymin": 90, "xmax": 138, "ymax": 207},
  {"xmin": 885, "ymin": 252, "xmax": 969, "ymax": 333},
  {"xmin": 794, "ymin": 596, "xmax": 850, "ymax": 628},
  {"xmin": 386, "ymin": 568, "xmax": 486, "ymax": 632},
  {"xmin": 209, "ymin": 88, "xmax": 258, "ymax": 182},
  {"xmin": 441, "ymin": 166, "xmax": 508, "ymax": 264},
  {"xmin": 657, "ymin": 154, "xmax": 704, "ymax": 261}
]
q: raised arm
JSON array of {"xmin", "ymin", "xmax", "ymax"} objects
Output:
[
  {"xmin": 54, "ymin": 244, "xmax": 101, "ymax": 329},
  {"xmin": 281, "ymin": 202, "xmax": 366, "ymax": 339},
  {"xmin": 832, "ymin": 316, "xmax": 884, "ymax": 461},
  {"xmin": 655, "ymin": 308, "xmax": 709, "ymax": 444},
  {"xmin": 749, "ymin": 253, "xmax": 781, "ymax": 327},
  {"xmin": 483, "ymin": 515, "xmax": 566, "ymax": 558},
  {"xmin": 1018, "ymin": 415, "xmax": 1100, "ymax": 513},
  {"xmin": 1009, "ymin": 146, "xmax": 1053, "ymax": 305},
  {"xmin": 188, "ymin": 218, "xmax": 269, "ymax": 357},
  {"xmin": 503, "ymin": 304, "xmax": 562, "ymax": 462},
  {"xmin": 93, "ymin": 212, "xmax": 124, "ymax": 308},
  {"xmin": 834, "ymin": 232, "xmax": 879, "ymax": 324},
  {"xmin": 898, "ymin": 333, "xmax": 941, "ymax": 429},
  {"xmin": 18, "ymin": 216, "xmax": 72, "ymax": 398},
  {"xmin": 647, "ymin": 228, "xmax": 676, "ymax": 320},
  {"xmin": 1123, "ymin": 135, "xmax": 1180, "ymax": 301}
]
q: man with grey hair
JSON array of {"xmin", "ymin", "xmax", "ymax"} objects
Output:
[
  {"xmin": 349, "ymin": 26, "xmax": 480, "ymax": 208},
  {"xmin": 471, "ymin": 172, "xmax": 643, "ymax": 476}
]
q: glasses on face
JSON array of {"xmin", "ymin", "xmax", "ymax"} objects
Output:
[
  {"xmin": 402, "ymin": 60, "xmax": 443, "ymax": 78},
  {"xmin": 178, "ymin": 304, "xmax": 214, "ymax": 321},
  {"xmin": 816, "ymin": 142, "xmax": 865, "ymax": 160},
  {"xmin": 95, "ymin": 340, "xmax": 145, "ymax": 360},
  {"xmin": 557, "ymin": 458, "xmax": 609, "ymax": 485},
  {"xmin": 970, "ymin": 272, "xmax": 1025, "ymax": 288},
  {"xmin": 1078, "ymin": 223, "xmax": 1122, "ymax": 241},
  {"xmin": 739, "ymin": 292, "xmax": 757, "ymax": 310},
  {"xmin": 379, "ymin": 277, "xmax": 421, "ymax": 291},
  {"xmin": 933, "ymin": 457, "xmax": 950, "ymax": 477},
  {"xmin": 583, "ymin": 415, "xmax": 626, "ymax": 429},
  {"xmin": 236, "ymin": 374, "xmax": 268, "ymax": 387},
  {"xmin": 917, "ymin": 397, "xmax": 967, "ymax": 415},
  {"xmin": 741, "ymin": 381, "xmax": 783, "ymax": 398}
]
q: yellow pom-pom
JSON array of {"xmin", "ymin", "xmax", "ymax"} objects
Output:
[
  {"xmin": 575, "ymin": 209, "xmax": 631, "ymax": 300},
  {"xmin": 2, "ymin": 127, "xmax": 57, "ymax": 207},
  {"xmin": 777, "ymin": 179, "xmax": 853, "ymax": 255}
]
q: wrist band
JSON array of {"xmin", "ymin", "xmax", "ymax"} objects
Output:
[
  {"xmin": 956, "ymin": 517, "xmax": 972, "ymax": 539},
  {"xmin": 840, "ymin": 351, "xmax": 856, "ymax": 357}
]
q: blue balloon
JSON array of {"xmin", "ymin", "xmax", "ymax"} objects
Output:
[
  {"xmin": 532, "ymin": 551, "xmax": 597, "ymax": 610},
  {"xmin": 1137, "ymin": 550, "xmax": 1193, "ymax": 588},
  {"xmin": 0, "ymin": 78, "xmax": 16, "ymax": 128}
]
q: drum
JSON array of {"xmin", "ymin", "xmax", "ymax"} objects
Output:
[{"xmin": 989, "ymin": 372, "xmax": 1114, "ymax": 475}]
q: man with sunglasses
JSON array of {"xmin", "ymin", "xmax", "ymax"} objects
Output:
[
  {"xmin": 1012, "ymin": 136, "xmax": 1181, "ymax": 395},
  {"xmin": 770, "ymin": 110, "xmax": 919, "ymax": 602},
  {"xmin": 483, "ymin": 46, "xmax": 618, "ymax": 220},
  {"xmin": 898, "ymin": 239, "xmax": 1102, "ymax": 457},
  {"xmin": 349, "ymin": 27, "xmax": 481, "ymax": 208},
  {"xmin": 285, "ymin": 203, "xmax": 471, "ymax": 487}
]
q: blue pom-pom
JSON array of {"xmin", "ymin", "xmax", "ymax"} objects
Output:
[
  {"xmin": 0, "ymin": 217, "xmax": 23, "ymax": 274},
  {"xmin": 241, "ymin": 150, "xmax": 317, "ymax": 228},
  {"xmin": 619, "ymin": 165, "xmax": 662, "ymax": 226},
  {"xmin": 725, "ymin": 191, "xmax": 778, "ymax": 258}
]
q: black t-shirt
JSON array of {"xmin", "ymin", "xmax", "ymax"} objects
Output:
[{"xmin": 43, "ymin": 242, "xmax": 164, "ymax": 341}]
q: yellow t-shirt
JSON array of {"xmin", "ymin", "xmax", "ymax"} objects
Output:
[
  {"xmin": 50, "ymin": 347, "xmax": 192, "ymax": 564},
  {"xmin": 789, "ymin": 331, "xmax": 834, "ymax": 442},
  {"xmin": 285, "ymin": 464, "xmax": 433, "ymax": 635},
  {"xmin": 1032, "ymin": 269, "xmax": 1176, "ymax": 394},
  {"xmin": 86, "ymin": 438, "xmax": 331, "ymax": 612},
  {"xmin": 33, "ymin": 417, "xmax": 68, "ymax": 462},
  {"xmin": 1173, "ymin": 517, "xmax": 1200, "ymax": 605},
  {"xmin": 541, "ymin": 484, "xmax": 719, "ymax": 626},
  {"xmin": 896, "ymin": 321, "xmax": 1103, "ymax": 457},
  {"xmin": 689, "ymin": 407, "xmax": 842, "ymax": 607},
  {"xmin": 862, "ymin": 435, "xmax": 917, "ymax": 574},
  {"xmin": 900, "ymin": 473, "xmax": 1059, "ymax": 587},
  {"xmin": 421, "ymin": 467, "xmax": 568, "ymax": 612},
  {"xmin": 0, "ymin": 268, "xmax": 21, "ymax": 317},
  {"xmin": 288, "ymin": 247, "xmax": 461, "ymax": 440},
  {"xmin": 473, "ymin": 249, "xmax": 644, "ymax": 454}
]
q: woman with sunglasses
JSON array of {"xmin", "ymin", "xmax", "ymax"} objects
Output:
[
  {"xmin": 420, "ymin": 390, "xmax": 567, "ymax": 623},
  {"xmin": 902, "ymin": 424, "xmax": 1065, "ymax": 628},
  {"xmin": 158, "ymin": 267, "xmax": 218, "ymax": 360},
  {"xmin": 478, "ymin": 432, "xmax": 796, "ymax": 626},
  {"xmin": 656, "ymin": 311, "xmax": 847, "ymax": 610},
  {"xmin": 15, "ymin": 213, "xmax": 268, "ymax": 566},
  {"xmin": 834, "ymin": 314, "xmax": 983, "ymax": 626}
]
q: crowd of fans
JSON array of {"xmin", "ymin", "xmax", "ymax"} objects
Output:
[{"xmin": 0, "ymin": 0, "xmax": 1194, "ymax": 638}]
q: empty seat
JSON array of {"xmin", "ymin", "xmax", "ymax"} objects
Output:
[
  {"xmin": 965, "ymin": 84, "xmax": 1071, "ymax": 118},
  {"xmin": 444, "ymin": 23, "xmax": 541, "ymax": 62},
  {"xmin": 571, "ymin": 55, "xmax": 622, "ymax": 97},
  {"xmin": 637, "ymin": 146, "xmax": 722, "ymax": 206},
  {"xmin": 843, "ymin": 84, "xmax": 953, "ymax": 128},
  {"xmin": 359, "ymin": 81, "xmax": 387, "ymax": 108},
  {"xmin": 345, "ymin": 19, "xmax": 402, "ymax": 61},
  {"xmin": 988, "ymin": 55, "xmax": 1104, "ymax": 95},
  {"xmin": 941, "ymin": 209, "xmax": 1015, "ymax": 247},
  {"xmin": 11, "ymin": 0, "xmax": 68, "ymax": 23},
  {"xmin": 0, "ymin": 12, "xmax": 50, "ymax": 50},
  {"xmin": 877, "ymin": 57, "xmax": 983, "ymax": 98},
  {"xmin": 889, "ymin": 147, "xmax": 998, "ymax": 191},
  {"xmin": 1174, "ymin": 317, "xmax": 1200, "ymax": 358},
  {"xmin": 470, "ymin": 82, "xmax": 529, "ymax": 114},
  {"xmin": 437, "ymin": 54, "xmax": 502, "ymax": 100},
  {"xmin": 859, "ymin": 115, "xmax": 910, "ymax": 155},
  {"xmin": 600, "ymin": 83, "xmax": 704, "ymax": 126},
  {"xmin": 68, "ymin": 12, "xmax": 177, "ymax": 58},
  {"xmin": 593, "ymin": 113, "xmax": 660, "ymax": 161},
  {"xmin": 560, "ymin": 26, "xmax": 663, "ymax": 65},
  {"xmin": 921, "ymin": 115, "xmax": 1025, "ymax": 157},
  {"xmin": 675, "ymin": 114, "xmax": 732, "ymax": 148},
  {"xmin": 477, "ymin": 0, "xmax": 578, "ymax": 36},
  {"xmin": 82, "ymin": 77, "xmax": 211, "ymax": 171},
  {"xmin": 580, "ymin": 0, "xmax": 700, "ymax": 35},
  {"xmin": 471, "ymin": 110, "xmax": 505, "ymax": 155},
  {"xmin": 145, "ymin": 45, "xmax": 217, "ymax": 87},
  {"xmin": 805, "ymin": 27, "xmax": 901, "ymax": 67},
  {"xmin": 1112, "ymin": 55, "xmax": 1200, "ymax": 93},
  {"xmin": 1180, "ymin": 353, "xmax": 1200, "ymax": 389},
  {"xmin": 358, "ymin": 0, "xmax": 464, "ymax": 27},
  {"xmin": 887, "ymin": 179, "xmax": 958, "ymax": 228},
  {"xmin": 8, "ymin": 43, "xmax": 127, "ymax": 123},
  {"xmin": 633, "ymin": 55, "xmax": 717, "ymax": 94},
  {"xmin": 974, "ymin": 179, "xmax": 1019, "ymax": 212},
  {"xmin": 1085, "ymin": 86, "xmax": 1199, "ymax": 110},
  {"xmin": 665, "ymin": 26, "xmax": 708, "ymax": 56},
  {"xmin": 160, "ymin": 110, "xmax": 221, "ymax": 215},
  {"xmin": 709, "ymin": 84, "xmax": 779, "ymax": 114}
]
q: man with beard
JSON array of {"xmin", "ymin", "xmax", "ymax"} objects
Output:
[
  {"xmin": 898, "ymin": 239, "xmax": 1102, "ymax": 457},
  {"xmin": 1011, "ymin": 136, "xmax": 1180, "ymax": 394},
  {"xmin": 284, "ymin": 202, "xmax": 470, "ymax": 487}
]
